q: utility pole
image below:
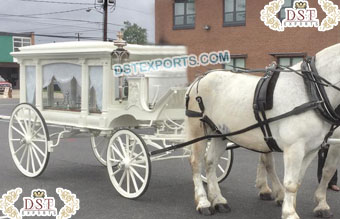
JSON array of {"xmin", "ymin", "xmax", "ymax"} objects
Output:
[{"xmin": 103, "ymin": 0, "xmax": 108, "ymax": 41}]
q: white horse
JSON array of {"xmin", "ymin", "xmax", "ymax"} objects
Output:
[
  {"xmin": 186, "ymin": 43, "xmax": 340, "ymax": 219},
  {"xmin": 256, "ymin": 140, "xmax": 340, "ymax": 218}
]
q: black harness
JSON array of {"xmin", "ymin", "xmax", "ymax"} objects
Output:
[{"xmin": 150, "ymin": 57, "xmax": 340, "ymax": 156}]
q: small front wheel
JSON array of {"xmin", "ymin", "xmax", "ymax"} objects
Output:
[{"xmin": 107, "ymin": 129, "xmax": 151, "ymax": 199}]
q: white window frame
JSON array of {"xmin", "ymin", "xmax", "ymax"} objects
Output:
[{"xmin": 13, "ymin": 36, "xmax": 31, "ymax": 52}]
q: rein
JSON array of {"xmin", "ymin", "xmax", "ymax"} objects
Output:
[{"xmin": 150, "ymin": 57, "xmax": 340, "ymax": 156}]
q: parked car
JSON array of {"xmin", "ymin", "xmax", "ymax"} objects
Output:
[{"xmin": 0, "ymin": 75, "xmax": 12, "ymax": 95}]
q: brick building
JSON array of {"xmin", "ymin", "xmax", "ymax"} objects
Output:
[{"xmin": 155, "ymin": 0, "xmax": 340, "ymax": 81}]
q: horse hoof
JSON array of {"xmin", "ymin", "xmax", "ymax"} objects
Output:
[
  {"xmin": 276, "ymin": 200, "xmax": 283, "ymax": 207},
  {"xmin": 215, "ymin": 203, "xmax": 231, "ymax": 213},
  {"xmin": 314, "ymin": 210, "xmax": 333, "ymax": 218},
  {"xmin": 198, "ymin": 207, "xmax": 215, "ymax": 216},
  {"xmin": 260, "ymin": 193, "xmax": 274, "ymax": 201}
]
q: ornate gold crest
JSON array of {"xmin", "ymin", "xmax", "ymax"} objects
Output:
[
  {"xmin": 295, "ymin": 1, "xmax": 307, "ymax": 9},
  {"xmin": 33, "ymin": 190, "xmax": 45, "ymax": 198}
]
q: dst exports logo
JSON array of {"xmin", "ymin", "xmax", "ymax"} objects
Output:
[
  {"xmin": 261, "ymin": 0, "xmax": 340, "ymax": 31},
  {"xmin": 0, "ymin": 188, "xmax": 79, "ymax": 219}
]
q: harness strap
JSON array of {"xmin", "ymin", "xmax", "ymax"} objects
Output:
[{"xmin": 150, "ymin": 100, "xmax": 321, "ymax": 156}]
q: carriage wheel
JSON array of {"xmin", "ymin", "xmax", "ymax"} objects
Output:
[
  {"xmin": 107, "ymin": 129, "xmax": 151, "ymax": 199},
  {"xmin": 201, "ymin": 147, "xmax": 234, "ymax": 184},
  {"xmin": 90, "ymin": 132, "xmax": 111, "ymax": 166},
  {"xmin": 8, "ymin": 103, "xmax": 50, "ymax": 177}
]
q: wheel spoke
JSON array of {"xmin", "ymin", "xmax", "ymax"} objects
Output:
[
  {"xmin": 14, "ymin": 143, "xmax": 26, "ymax": 154},
  {"xmin": 129, "ymin": 141, "xmax": 137, "ymax": 159},
  {"xmin": 111, "ymin": 167, "xmax": 123, "ymax": 176},
  {"xmin": 31, "ymin": 142, "xmax": 45, "ymax": 157},
  {"xmin": 133, "ymin": 159, "xmax": 147, "ymax": 165},
  {"xmin": 31, "ymin": 145, "xmax": 42, "ymax": 167},
  {"xmin": 119, "ymin": 169, "xmax": 127, "ymax": 186},
  {"xmin": 31, "ymin": 126, "xmax": 43, "ymax": 139},
  {"xmin": 14, "ymin": 115, "xmax": 27, "ymax": 135},
  {"xmin": 31, "ymin": 114, "xmax": 37, "ymax": 134},
  {"xmin": 130, "ymin": 166, "xmax": 144, "ymax": 183},
  {"xmin": 28, "ymin": 109, "xmax": 32, "ymax": 134},
  {"xmin": 30, "ymin": 147, "xmax": 36, "ymax": 173},
  {"xmin": 126, "ymin": 169, "xmax": 130, "ymax": 194},
  {"xmin": 129, "ymin": 170, "xmax": 139, "ymax": 192},
  {"xmin": 218, "ymin": 164, "xmax": 224, "ymax": 173},
  {"xmin": 117, "ymin": 136, "xmax": 127, "ymax": 157},
  {"xmin": 130, "ymin": 163, "xmax": 146, "ymax": 169},
  {"xmin": 26, "ymin": 146, "xmax": 31, "ymax": 171},
  {"xmin": 130, "ymin": 152, "xmax": 143, "ymax": 163},
  {"xmin": 109, "ymin": 158, "xmax": 120, "ymax": 163},
  {"xmin": 19, "ymin": 145, "xmax": 28, "ymax": 164},
  {"xmin": 112, "ymin": 144, "xmax": 124, "ymax": 159},
  {"xmin": 220, "ymin": 157, "xmax": 229, "ymax": 161},
  {"xmin": 31, "ymin": 138, "xmax": 46, "ymax": 143},
  {"xmin": 12, "ymin": 126, "xmax": 25, "ymax": 137}
]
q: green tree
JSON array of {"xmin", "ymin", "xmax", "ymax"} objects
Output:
[{"xmin": 121, "ymin": 21, "xmax": 147, "ymax": 44}]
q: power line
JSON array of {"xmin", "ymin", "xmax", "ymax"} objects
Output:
[
  {"xmin": 0, "ymin": 13, "xmax": 124, "ymax": 27},
  {"xmin": 20, "ymin": 0, "xmax": 93, "ymax": 5},
  {"xmin": 19, "ymin": 7, "xmax": 94, "ymax": 16}
]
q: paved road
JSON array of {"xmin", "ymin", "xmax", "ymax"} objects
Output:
[{"xmin": 0, "ymin": 99, "xmax": 339, "ymax": 219}]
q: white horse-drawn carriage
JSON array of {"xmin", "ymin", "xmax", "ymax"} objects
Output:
[{"xmin": 8, "ymin": 39, "xmax": 233, "ymax": 199}]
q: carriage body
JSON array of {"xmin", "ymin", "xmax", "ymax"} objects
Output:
[{"xmin": 11, "ymin": 41, "xmax": 187, "ymax": 132}]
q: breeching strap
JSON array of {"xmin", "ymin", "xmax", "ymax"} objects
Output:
[{"xmin": 150, "ymin": 100, "xmax": 321, "ymax": 156}]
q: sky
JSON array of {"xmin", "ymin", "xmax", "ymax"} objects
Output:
[{"xmin": 0, "ymin": 0, "xmax": 155, "ymax": 44}]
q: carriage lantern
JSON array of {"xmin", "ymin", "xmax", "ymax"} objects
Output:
[{"xmin": 112, "ymin": 31, "xmax": 129, "ymax": 102}]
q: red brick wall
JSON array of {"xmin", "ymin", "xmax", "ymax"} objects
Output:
[{"xmin": 155, "ymin": 0, "xmax": 340, "ymax": 81}]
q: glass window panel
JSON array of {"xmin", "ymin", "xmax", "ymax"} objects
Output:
[
  {"xmin": 13, "ymin": 38, "xmax": 21, "ymax": 42},
  {"xmin": 224, "ymin": 13, "xmax": 234, "ymax": 22},
  {"xmin": 280, "ymin": 9, "xmax": 286, "ymax": 19},
  {"xmin": 279, "ymin": 58, "xmax": 291, "ymax": 67},
  {"xmin": 236, "ymin": 12, "xmax": 246, "ymax": 21},
  {"xmin": 89, "ymin": 66, "xmax": 103, "ymax": 113},
  {"xmin": 186, "ymin": 2, "xmax": 195, "ymax": 14},
  {"xmin": 292, "ymin": 57, "xmax": 303, "ymax": 66},
  {"xmin": 224, "ymin": 0, "xmax": 234, "ymax": 13},
  {"xmin": 235, "ymin": 58, "xmax": 245, "ymax": 68},
  {"xmin": 14, "ymin": 42, "xmax": 21, "ymax": 47},
  {"xmin": 14, "ymin": 47, "xmax": 20, "ymax": 52},
  {"xmin": 175, "ymin": 16, "xmax": 184, "ymax": 25},
  {"xmin": 26, "ymin": 66, "xmax": 36, "ymax": 105},
  {"xmin": 186, "ymin": 15, "xmax": 195, "ymax": 24},
  {"xmin": 224, "ymin": 58, "xmax": 234, "ymax": 70},
  {"xmin": 175, "ymin": 3, "xmax": 185, "ymax": 15},
  {"xmin": 23, "ymin": 39, "xmax": 31, "ymax": 43},
  {"xmin": 236, "ymin": 0, "xmax": 246, "ymax": 11}
]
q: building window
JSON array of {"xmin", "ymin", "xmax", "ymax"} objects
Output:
[
  {"xmin": 173, "ymin": 0, "xmax": 195, "ymax": 29},
  {"xmin": 13, "ymin": 37, "xmax": 31, "ymax": 52},
  {"xmin": 224, "ymin": 0, "xmax": 246, "ymax": 26},
  {"xmin": 223, "ymin": 57, "xmax": 246, "ymax": 71},
  {"xmin": 279, "ymin": 0, "xmax": 294, "ymax": 21},
  {"xmin": 278, "ymin": 57, "xmax": 303, "ymax": 67}
]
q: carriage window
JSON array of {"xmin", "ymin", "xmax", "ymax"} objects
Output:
[
  {"xmin": 279, "ymin": 0, "xmax": 294, "ymax": 21},
  {"xmin": 42, "ymin": 63, "xmax": 82, "ymax": 111},
  {"xmin": 278, "ymin": 57, "xmax": 303, "ymax": 67},
  {"xmin": 89, "ymin": 66, "xmax": 103, "ymax": 113},
  {"xmin": 173, "ymin": 0, "xmax": 195, "ymax": 29},
  {"xmin": 224, "ymin": 0, "xmax": 246, "ymax": 26},
  {"xmin": 224, "ymin": 58, "xmax": 245, "ymax": 71},
  {"xmin": 25, "ymin": 66, "xmax": 36, "ymax": 105}
]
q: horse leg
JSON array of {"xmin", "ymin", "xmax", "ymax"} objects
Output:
[
  {"xmin": 259, "ymin": 153, "xmax": 285, "ymax": 206},
  {"xmin": 205, "ymin": 138, "xmax": 231, "ymax": 213},
  {"xmin": 314, "ymin": 145, "xmax": 340, "ymax": 218},
  {"xmin": 256, "ymin": 153, "xmax": 274, "ymax": 201},
  {"xmin": 188, "ymin": 119, "xmax": 213, "ymax": 215},
  {"xmin": 282, "ymin": 142, "xmax": 306, "ymax": 219}
]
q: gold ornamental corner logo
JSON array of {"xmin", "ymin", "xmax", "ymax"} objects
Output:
[
  {"xmin": 0, "ymin": 188, "xmax": 79, "ymax": 219},
  {"xmin": 260, "ymin": 0, "xmax": 340, "ymax": 32}
]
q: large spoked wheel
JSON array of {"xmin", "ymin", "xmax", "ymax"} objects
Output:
[
  {"xmin": 8, "ymin": 103, "xmax": 50, "ymax": 177},
  {"xmin": 201, "ymin": 146, "xmax": 234, "ymax": 184},
  {"xmin": 90, "ymin": 131, "xmax": 111, "ymax": 166},
  {"xmin": 107, "ymin": 129, "xmax": 151, "ymax": 199}
]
